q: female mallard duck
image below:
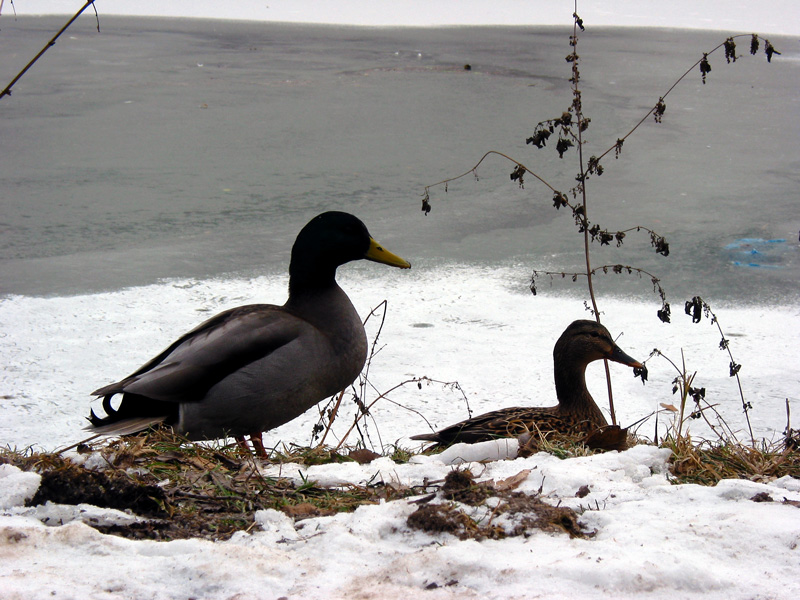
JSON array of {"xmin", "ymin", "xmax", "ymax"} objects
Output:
[
  {"xmin": 411, "ymin": 320, "xmax": 642, "ymax": 451},
  {"xmin": 88, "ymin": 211, "xmax": 411, "ymax": 457}
]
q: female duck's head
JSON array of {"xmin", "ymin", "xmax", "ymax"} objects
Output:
[{"xmin": 554, "ymin": 320, "xmax": 642, "ymax": 369}]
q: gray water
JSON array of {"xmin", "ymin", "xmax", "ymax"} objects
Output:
[{"xmin": 1, "ymin": 17, "xmax": 798, "ymax": 304}]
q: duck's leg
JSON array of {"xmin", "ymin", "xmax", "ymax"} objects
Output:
[
  {"xmin": 250, "ymin": 432, "xmax": 268, "ymax": 458},
  {"xmin": 235, "ymin": 436, "xmax": 252, "ymax": 456},
  {"xmin": 234, "ymin": 434, "xmax": 267, "ymax": 458}
]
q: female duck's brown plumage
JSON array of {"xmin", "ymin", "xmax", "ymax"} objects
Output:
[{"xmin": 411, "ymin": 320, "xmax": 642, "ymax": 449}]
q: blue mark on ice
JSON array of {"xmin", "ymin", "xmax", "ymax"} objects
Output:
[{"xmin": 725, "ymin": 238, "xmax": 789, "ymax": 268}]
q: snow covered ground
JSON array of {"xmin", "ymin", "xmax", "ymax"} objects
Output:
[
  {"xmin": 3, "ymin": 267, "xmax": 798, "ymax": 453},
  {"xmin": 2, "ymin": 443, "xmax": 800, "ymax": 599}
]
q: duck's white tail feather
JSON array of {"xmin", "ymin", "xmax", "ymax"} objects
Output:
[{"xmin": 85, "ymin": 416, "xmax": 169, "ymax": 436}]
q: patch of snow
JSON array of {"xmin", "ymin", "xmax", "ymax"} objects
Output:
[
  {"xmin": 0, "ymin": 464, "xmax": 40, "ymax": 510},
  {"xmin": 0, "ymin": 447, "xmax": 798, "ymax": 598}
]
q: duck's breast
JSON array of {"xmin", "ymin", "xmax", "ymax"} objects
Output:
[{"xmin": 179, "ymin": 286, "xmax": 368, "ymax": 439}]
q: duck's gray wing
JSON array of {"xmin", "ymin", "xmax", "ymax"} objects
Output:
[{"xmin": 92, "ymin": 304, "xmax": 301, "ymax": 404}]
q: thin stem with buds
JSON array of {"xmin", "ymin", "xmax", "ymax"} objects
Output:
[
  {"xmin": 593, "ymin": 34, "xmax": 777, "ymax": 166},
  {"xmin": 567, "ymin": 8, "xmax": 616, "ymax": 423}
]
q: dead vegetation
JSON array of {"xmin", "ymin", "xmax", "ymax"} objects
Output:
[
  {"xmin": 2, "ymin": 423, "xmax": 798, "ymax": 543},
  {"xmin": 0, "ymin": 429, "xmax": 424, "ymax": 541},
  {"xmin": 515, "ymin": 425, "xmax": 800, "ymax": 486},
  {"xmin": 664, "ymin": 434, "xmax": 800, "ymax": 486},
  {"xmin": 1, "ymin": 429, "xmax": 594, "ymax": 543},
  {"xmin": 407, "ymin": 469, "xmax": 589, "ymax": 541}
]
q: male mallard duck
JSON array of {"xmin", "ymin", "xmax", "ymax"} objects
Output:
[
  {"xmin": 88, "ymin": 211, "xmax": 411, "ymax": 457},
  {"xmin": 411, "ymin": 320, "xmax": 642, "ymax": 450}
]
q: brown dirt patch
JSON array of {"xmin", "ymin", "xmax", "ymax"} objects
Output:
[{"xmin": 407, "ymin": 469, "xmax": 591, "ymax": 540}]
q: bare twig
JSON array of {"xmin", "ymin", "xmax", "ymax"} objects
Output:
[
  {"xmin": 316, "ymin": 389, "xmax": 346, "ymax": 448},
  {"xmin": 332, "ymin": 377, "xmax": 427, "ymax": 452},
  {"xmin": 422, "ymin": 150, "xmax": 559, "ymax": 206},
  {"xmin": 314, "ymin": 301, "xmax": 388, "ymax": 448},
  {"xmin": 1, "ymin": 0, "xmax": 99, "ymax": 100},
  {"xmin": 1, "ymin": 0, "xmax": 18, "ymax": 18}
]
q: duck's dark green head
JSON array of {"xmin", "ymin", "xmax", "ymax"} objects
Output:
[
  {"xmin": 290, "ymin": 211, "xmax": 410, "ymax": 291},
  {"xmin": 555, "ymin": 319, "xmax": 642, "ymax": 368}
]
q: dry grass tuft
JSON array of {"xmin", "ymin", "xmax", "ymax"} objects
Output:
[{"xmin": 664, "ymin": 434, "xmax": 800, "ymax": 485}]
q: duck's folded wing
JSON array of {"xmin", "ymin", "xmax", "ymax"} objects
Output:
[
  {"xmin": 92, "ymin": 304, "xmax": 301, "ymax": 404},
  {"xmin": 411, "ymin": 407, "xmax": 530, "ymax": 444}
]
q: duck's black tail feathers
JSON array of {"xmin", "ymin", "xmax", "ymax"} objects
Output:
[{"xmin": 87, "ymin": 392, "xmax": 174, "ymax": 436}]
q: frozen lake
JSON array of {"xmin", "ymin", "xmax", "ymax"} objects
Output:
[{"xmin": 1, "ymin": 17, "xmax": 798, "ymax": 303}]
